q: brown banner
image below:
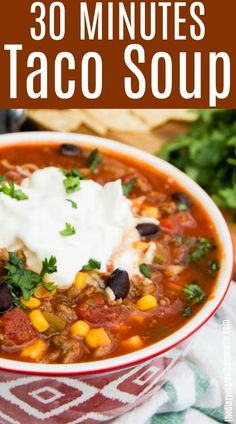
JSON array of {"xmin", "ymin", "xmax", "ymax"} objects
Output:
[{"xmin": 0, "ymin": 0, "xmax": 235, "ymax": 108}]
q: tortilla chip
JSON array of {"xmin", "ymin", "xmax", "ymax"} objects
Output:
[
  {"xmin": 79, "ymin": 110, "xmax": 107, "ymax": 135},
  {"xmin": 27, "ymin": 108, "xmax": 196, "ymax": 135},
  {"xmin": 131, "ymin": 109, "xmax": 197, "ymax": 128},
  {"xmin": 84, "ymin": 110, "xmax": 149, "ymax": 133},
  {"xmin": 27, "ymin": 109, "xmax": 85, "ymax": 132}
]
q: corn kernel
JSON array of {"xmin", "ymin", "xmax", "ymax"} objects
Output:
[
  {"xmin": 142, "ymin": 206, "xmax": 159, "ymax": 219},
  {"xmin": 75, "ymin": 272, "xmax": 88, "ymax": 289},
  {"xmin": 132, "ymin": 241, "xmax": 148, "ymax": 252},
  {"xmin": 29, "ymin": 309, "xmax": 50, "ymax": 333},
  {"xmin": 85, "ymin": 328, "xmax": 111, "ymax": 349},
  {"xmin": 21, "ymin": 297, "xmax": 41, "ymax": 310},
  {"xmin": 71, "ymin": 320, "xmax": 90, "ymax": 337},
  {"xmin": 21, "ymin": 339, "xmax": 47, "ymax": 361},
  {"xmin": 122, "ymin": 336, "xmax": 143, "ymax": 350},
  {"xmin": 137, "ymin": 294, "xmax": 157, "ymax": 311}
]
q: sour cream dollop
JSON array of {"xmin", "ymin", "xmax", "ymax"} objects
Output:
[{"xmin": 0, "ymin": 167, "xmax": 145, "ymax": 288}]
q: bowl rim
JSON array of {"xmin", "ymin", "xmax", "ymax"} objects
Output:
[{"xmin": 0, "ymin": 131, "xmax": 234, "ymax": 377}]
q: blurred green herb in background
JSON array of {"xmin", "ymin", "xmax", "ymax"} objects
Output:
[{"xmin": 158, "ymin": 110, "xmax": 236, "ymax": 212}]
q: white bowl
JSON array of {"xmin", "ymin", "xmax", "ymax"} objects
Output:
[{"xmin": 0, "ymin": 131, "xmax": 233, "ymax": 377}]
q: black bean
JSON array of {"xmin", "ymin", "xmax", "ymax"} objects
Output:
[
  {"xmin": 107, "ymin": 269, "xmax": 130, "ymax": 300},
  {"xmin": 171, "ymin": 192, "xmax": 192, "ymax": 208},
  {"xmin": 136, "ymin": 223, "xmax": 160, "ymax": 239},
  {"xmin": 59, "ymin": 144, "xmax": 83, "ymax": 156},
  {"xmin": 0, "ymin": 283, "xmax": 13, "ymax": 315}
]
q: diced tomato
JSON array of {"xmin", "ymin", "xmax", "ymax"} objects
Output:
[
  {"xmin": 160, "ymin": 212, "xmax": 196, "ymax": 234},
  {"xmin": 160, "ymin": 217, "xmax": 180, "ymax": 234},
  {"xmin": 0, "ymin": 307, "xmax": 37, "ymax": 347},
  {"xmin": 76, "ymin": 293, "xmax": 125, "ymax": 326}
]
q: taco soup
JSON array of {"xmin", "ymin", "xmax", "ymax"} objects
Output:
[{"xmin": 0, "ymin": 142, "xmax": 221, "ymax": 364}]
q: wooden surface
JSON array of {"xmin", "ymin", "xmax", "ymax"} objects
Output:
[{"xmin": 25, "ymin": 116, "xmax": 236, "ymax": 259}]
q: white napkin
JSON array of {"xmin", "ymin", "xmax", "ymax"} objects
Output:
[{"xmin": 115, "ymin": 283, "xmax": 236, "ymax": 424}]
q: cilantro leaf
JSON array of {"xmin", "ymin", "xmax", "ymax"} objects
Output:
[
  {"xmin": 207, "ymin": 258, "xmax": 220, "ymax": 277},
  {"xmin": 182, "ymin": 306, "xmax": 193, "ymax": 317},
  {"xmin": 60, "ymin": 222, "xmax": 76, "ymax": 237},
  {"xmin": 40, "ymin": 256, "xmax": 57, "ymax": 277},
  {"xmin": 3, "ymin": 253, "xmax": 58, "ymax": 307},
  {"xmin": 0, "ymin": 180, "xmax": 28, "ymax": 201},
  {"xmin": 63, "ymin": 176, "xmax": 80, "ymax": 194},
  {"xmin": 82, "ymin": 258, "xmax": 101, "ymax": 271},
  {"xmin": 66, "ymin": 199, "xmax": 78, "ymax": 209},
  {"xmin": 218, "ymin": 186, "xmax": 236, "ymax": 209},
  {"xmin": 43, "ymin": 282, "xmax": 57, "ymax": 292},
  {"xmin": 190, "ymin": 237, "xmax": 216, "ymax": 262},
  {"xmin": 62, "ymin": 167, "xmax": 84, "ymax": 194},
  {"xmin": 122, "ymin": 178, "xmax": 137, "ymax": 196},
  {"xmin": 209, "ymin": 259, "xmax": 220, "ymax": 271},
  {"xmin": 139, "ymin": 263, "xmax": 152, "ymax": 278},
  {"xmin": 63, "ymin": 167, "xmax": 85, "ymax": 180},
  {"xmin": 88, "ymin": 149, "xmax": 103, "ymax": 173},
  {"xmin": 158, "ymin": 109, "xmax": 236, "ymax": 213},
  {"xmin": 183, "ymin": 282, "xmax": 207, "ymax": 305},
  {"xmin": 4, "ymin": 252, "xmax": 42, "ymax": 301}
]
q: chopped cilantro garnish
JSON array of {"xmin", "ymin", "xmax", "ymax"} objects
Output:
[
  {"xmin": 4, "ymin": 252, "xmax": 42, "ymax": 302},
  {"xmin": 62, "ymin": 167, "xmax": 84, "ymax": 194},
  {"xmin": 63, "ymin": 175, "xmax": 80, "ymax": 194},
  {"xmin": 70, "ymin": 167, "xmax": 84, "ymax": 178},
  {"xmin": 0, "ymin": 175, "xmax": 5, "ymax": 182},
  {"xmin": 43, "ymin": 282, "xmax": 57, "ymax": 292},
  {"xmin": 122, "ymin": 178, "xmax": 137, "ymax": 196},
  {"xmin": 41, "ymin": 256, "xmax": 57, "ymax": 277},
  {"xmin": 11, "ymin": 292, "xmax": 28, "ymax": 311},
  {"xmin": 66, "ymin": 199, "xmax": 78, "ymax": 209},
  {"xmin": 88, "ymin": 149, "xmax": 103, "ymax": 173},
  {"xmin": 177, "ymin": 203, "xmax": 188, "ymax": 211},
  {"xmin": 63, "ymin": 167, "xmax": 85, "ymax": 180},
  {"xmin": 183, "ymin": 282, "xmax": 207, "ymax": 305},
  {"xmin": 208, "ymin": 259, "xmax": 220, "ymax": 271},
  {"xmin": 60, "ymin": 223, "xmax": 76, "ymax": 237},
  {"xmin": 207, "ymin": 259, "xmax": 220, "ymax": 277},
  {"xmin": 190, "ymin": 237, "xmax": 216, "ymax": 262},
  {"xmin": 0, "ymin": 180, "xmax": 28, "ymax": 201},
  {"xmin": 182, "ymin": 306, "xmax": 193, "ymax": 317},
  {"xmin": 139, "ymin": 263, "xmax": 152, "ymax": 278},
  {"xmin": 82, "ymin": 258, "xmax": 101, "ymax": 271},
  {"xmin": 4, "ymin": 253, "xmax": 58, "ymax": 307}
]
